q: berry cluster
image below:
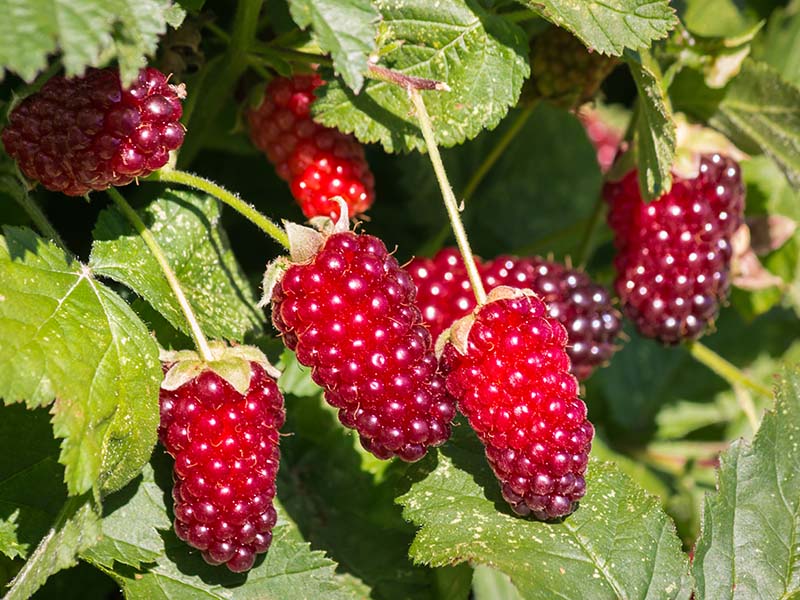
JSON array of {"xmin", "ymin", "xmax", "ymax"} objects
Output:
[
  {"xmin": 247, "ymin": 75, "xmax": 375, "ymax": 220},
  {"xmin": 2, "ymin": 67, "xmax": 185, "ymax": 196},
  {"xmin": 408, "ymin": 249, "xmax": 621, "ymax": 380},
  {"xmin": 525, "ymin": 26, "xmax": 618, "ymax": 109},
  {"xmin": 605, "ymin": 154, "xmax": 745, "ymax": 343},
  {"xmin": 271, "ymin": 231, "xmax": 456, "ymax": 461},
  {"xmin": 441, "ymin": 289, "xmax": 593, "ymax": 520},
  {"xmin": 159, "ymin": 363, "xmax": 285, "ymax": 573}
]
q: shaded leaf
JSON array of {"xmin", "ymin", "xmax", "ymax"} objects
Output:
[
  {"xmin": 90, "ymin": 188, "xmax": 263, "ymax": 344},
  {"xmin": 671, "ymin": 59, "xmax": 800, "ymax": 188},
  {"xmin": 312, "ymin": 0, "xmax": 529, "ymax": 153},
  {"xmin": 0, "ymin": 227, "xmax": 161, "ymax": 495},
  {"xmin": 90, "ymin": 452, "xmax": 368, "ymax": 599},
  {"xmin": 4, "ymin": 495, "xmax": 100, "ymax": 600}
]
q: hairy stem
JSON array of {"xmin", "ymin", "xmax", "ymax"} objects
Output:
[
  {"xmin": 106, "ymin": 188, "xmax": 213, "ymax": 361},
  {"xmin": 152, "ymin": 169, "xmax": 289, "ymax": 249},
  {"xmin": 409, "ymin": 88, "xmax": 487, "ymax": 305},
  {"xmin": 687, "ymin": 341, "xmax": 772, "ymax": 402},
  {"xmin": 14, "ymin": 191, "xmax": 67, "ymax": 250},
  {"xmin": 574, "ymin": 193, "xmax": 605, "ymax": 268},
  {"xmin": 179, "ymin": 0, "xmax": 263, "ymax": 166}
]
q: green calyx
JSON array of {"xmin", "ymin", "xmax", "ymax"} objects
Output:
[{"xmin": 160, "ymin": 340, "xmax": 280, "ymax": 395}]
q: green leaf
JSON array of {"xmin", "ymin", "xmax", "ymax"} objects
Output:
[
  {"xmin": 693, "ymin": 367, "xmax": 800, "ymax": 599},
  {"xmin": 0, "ymin": 513, "xmax": 25, "ymax": 560},
  {"xmin": 397, "ymin": 425, "xmax": 692, "ymax": 599},
  {"xmin": 288, "ymin": 0, "xmax": 379, "ymax": 92},
  {"xmin": 755, "ymin": 2, "xmax": 800, "ymax": 86},
  {"xmin": 312, "ymin": 0, "xmax": 529, "ymax": 153},
  {"xmin": 3, "ymin": 495, "xmax": 100, "ymax": 600},
  {"xmin": 81, "ymin": 464, "xmax": 169, "ymax": 570},
  {"xmin": 625, "ymin": 50, "xmax": 676, "ymax": 200},
  {"xmin": 671, "ymin": 59, "xmax": 800, "ymax": 188},
  {"xmin": 0, "ymin": 0, "xmax": 185, "ymax": 83},
  {"xmin": 0, "ymin": 405, "xmax": 67, "ymax": 558},
  {"xmin": 0, "ymin": 227, "xmax": 161, "ymax": 496},
  {"xmin": 93, "ymin": 452, "xmax": 368, "ymax": 599},
  {"xmin": 518, "ymin": 0, "xmax": 677, "ymax": 56},
  {"xmin": 90, "ymin": 188, "xmax": 264, "ymax": 344},
  {"xmin": 472, "ymin": 565, "xmax": 524, "ymax": 600},
  {"xmin": 278, "ymin": 389, "xmax": 447, "ymax": 600},
  {"xmin": 681, "ymin": 0, "xmax": 751, "ymax": 38}
]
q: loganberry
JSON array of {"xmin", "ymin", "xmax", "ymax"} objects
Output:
[
  {"xmin": 159, "ymin": 352, "xmax": 284, "ymax": 573},
  {"xmin": 605, "ymin": 153, "xmax": 745, "ymax": 343},
  {"xmin": 441, "ymin": 287, "xmax": 593, "ymax": 520},
  {"xmin": 271, "ymin": 230, "xmax": 456, "ymax": 461},
  {"xmin": 408, "ymin": 250, "xmax": 621, "ymax": 380},
  {"xmin": 2, "ymin": 67, "xmax": 185, "ymax": 196},
  {"xmin": 247, "ymin": 74, "xmax": 375, "ymax": 220}
]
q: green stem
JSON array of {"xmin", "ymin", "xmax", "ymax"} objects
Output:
[
  {"xmin": 574, "ymin": 193, "xmax": 605, "ymax": 268},
  {"xmin": 152, "ymin": 169, "xmax": 289, "ymax": 249},
  {"xmin": 106, "ymin": 188, "xmax": 213, "ymax": 361},
  {"xmin": 179, "ymin": 0, "xmax": 264, "ymax": 166},
  {"xmin": 424, "ymin": 103, "xmax": 536, "ymax": 255},
  {"xmin": 14, "ymin": 192, "xmax": 67, "ymax": 250},
  {"xmin": 251, "ymin": 45, "xmax": 333, "ymax": 68},
  {"xmin": 462, "ymin": 103, "xmax": 536, "ymax": 203},
  {"xmin": 686, "ymin": 341, "xmax": 772, "ymax": 400},
  {"xmin": 410, "ymin": 88, "xmax": 487, "ymax": 305},
  {"xmin": 501, "ymin": 9, "xmax": 539, "ymax": 23}
]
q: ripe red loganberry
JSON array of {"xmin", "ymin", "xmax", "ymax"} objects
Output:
[
  {"xmin": 408, "ymin": 250, "xmax": 621, "ymax": 380},
  {"xmin": 159, "ymin": 362, "xmax": 285, "ymax": 573},
  {"xmin": 271, "ymin": 231, "xmax": 456, "ymax": 462},
  {"xmin": 605, "ymin": 154, "xmax": 745, "ymax": 344},
  {"xmin": 247, "ymin": 75, "xmax": 375, "ymax": 220},
  {"xmin": 441, "ymin": 287, "xmax": 593, "ymax": 520},
  {"xmin": 2, "ymin": 67, "xmax": 185, "ymax": 196}
]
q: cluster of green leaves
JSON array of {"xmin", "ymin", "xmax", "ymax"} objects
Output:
[{"xmin": 0, "ymin": 0, "xmax": 799, "ymax": 599}]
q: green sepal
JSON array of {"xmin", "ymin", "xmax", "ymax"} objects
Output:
[{"xmin": 159, "ymin": 341, "xmax": 280, "ymax": 395}]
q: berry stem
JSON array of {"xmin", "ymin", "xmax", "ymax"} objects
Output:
[
  {"xmin": 152, "ymin": 169, "xmax": 290, "ymax": 249},
  {"xmin": 686, "ymin": 340, "xmax": 772, "ymax": 402},
  {"xmin": 422, "ymin": 103, "xmax": 536, "ymax": 255},
  {"xmin": 409, "ymin": 88, "xmax": 487, "ymax": 305},
  {"xmin": 574, "ymin": 193, "xmax": 605, "ymax": 268},
  {"xmin": 106, "ymin": 187, "xmax": 214, "ymax": 362},
  {"xmin": 14, "ymin": 191, "xmax": 67, "ymax": 251}
]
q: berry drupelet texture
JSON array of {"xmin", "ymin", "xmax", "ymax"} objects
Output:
[
  {"xmin": 159, "ymin": 363, "xmax": 284, "ymax": 573},
  {"xmin": 605, "ymin": 154, "xmax": 745, "ymax": 344},
  {"xmin": 271, "ymin": 231, "xmax": 456, "ymax": 461},
  {"xmin": 407, "ymin": 250, "xmax": 621, "ymax": 380},
  {"xmin": 524, "ymin": 26, "xmax": 618, "ymax": 109},
  {"xmin": 441, "ymin": 290, "xmax": 593, "ymax": 520},
  {"xmin": 2, "ymin": 67, "xmax": 185, "ymax": 196},
  {"xmin": 247, "ymin": 74, "xmax": 375, "ymax": 220}
]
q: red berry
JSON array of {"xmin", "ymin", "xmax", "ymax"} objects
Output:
[
  {"xmin": 605, "ymin": 154, "xmax": 745, "ymax": 344},
  {"xmin": 159, "ymin": 363, "xmax": 284, "ymax": 572},
  {"xmin": 407, "ymin": 250, "xmax": 621, "ymax": 380},
  {"xmin": 441, "ymin": 288, "xmax": 593, "ymax": 520},
  {"xmin": 271, "ymin": 231, "xmax": 455, "ymax": 461},
  {"xmin": 247, "ymin": 75, "xmax": 375, "ymax": 220},
  {"xmin": 2, "ymin": 67, "xmax": 185, "ymax": 196}
]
